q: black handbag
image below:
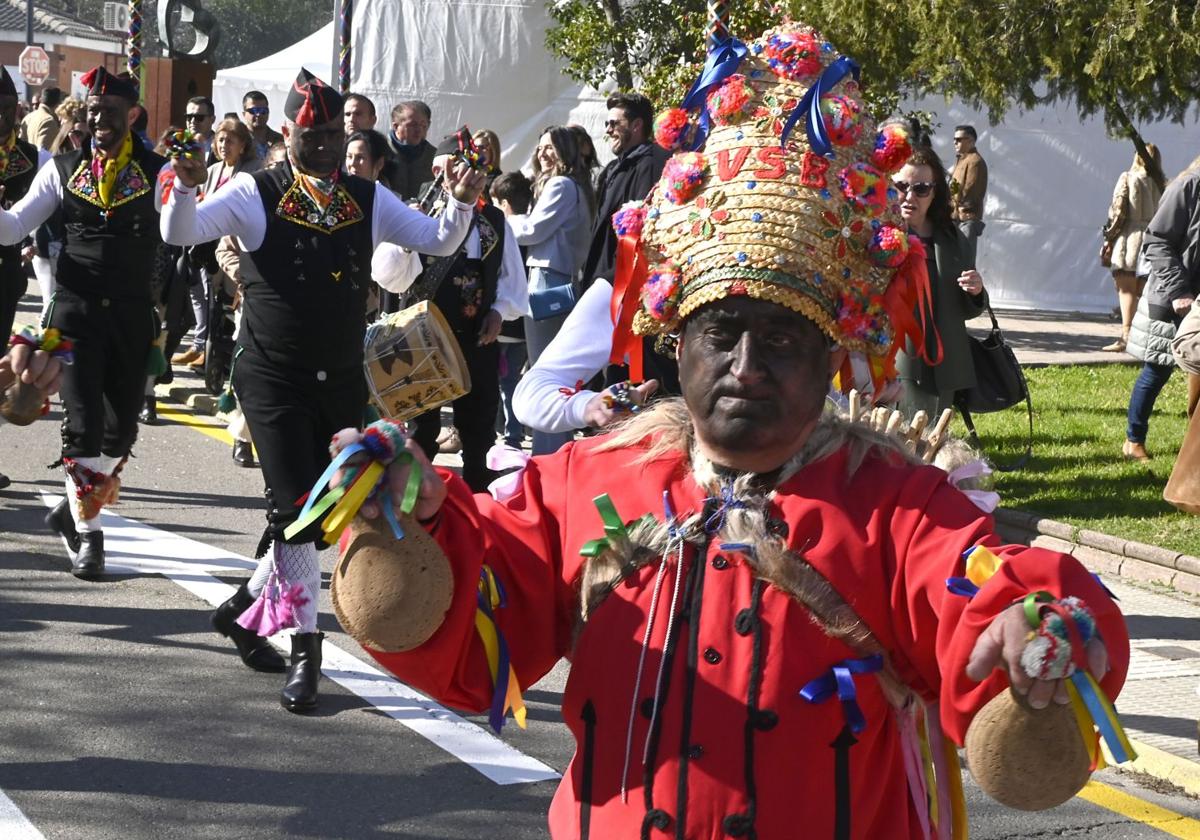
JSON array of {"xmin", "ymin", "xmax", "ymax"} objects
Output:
[{"xmin": 954, "ymin": 303, "xmax": 1033, "ymax": 471}]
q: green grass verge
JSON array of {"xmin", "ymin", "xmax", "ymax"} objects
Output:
[{"xmin": 964, "ymin": 363, "xmax": 1199, "ymax": 556}]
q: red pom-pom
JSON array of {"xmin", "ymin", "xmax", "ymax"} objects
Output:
[
  {"xmin": 820, "ymin": 94, "xmax": 864, "ymax": 147},
  {"xmin": 706, "ymin": 75, "xmax": 754, "ymax": 126},
  {"xmin": 870, "ymin": 123, "xmax": 912, "ymax": 174},
  {"xmin": 838, "ymin": 163, "xmax": 889, "ymax": 217},
  {"xmin": 654, "ymin": 108, "xmax": 696, "ymax": 151},
  {"xmin": 762, "ymin": 29, "xmax": 823, "ymax": 81},
  {"xmin": 660, "ymin": 152, "xmax": 707, "ymax": 204},
  {"xmin": 612, "ymin": 202, "xmax": 647, "ymax": 237},
  {"xmin": 867, "ymin": 224, "xmax": 910, "ymax": 267}
]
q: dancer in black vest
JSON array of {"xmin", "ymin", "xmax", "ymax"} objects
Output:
[
  {"xmin": 163, "ymin": 69, "xmax": 484, "ymax": 713},
  {"xmin": 0, "ymin": 66, "xmax": 50, "ymax": 489},
  {"xmin": 389, "ymin": 132, "xmax": 526, "ymax": 490},
  {"xmin": 0, "ymin": 67, "xmax": 167, "ymax": 575}
]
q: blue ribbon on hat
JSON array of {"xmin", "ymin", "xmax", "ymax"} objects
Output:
[
  {"xmin": 799, "ymin": 653, "xmax": 883, "ymax": 734},
  {"xmin": 779, "ymin": 55, "xmax": 860, "ymax": 155},
  {"xmin": 679, "ymin": 35, "xmax": 749, "ymax": 151}
]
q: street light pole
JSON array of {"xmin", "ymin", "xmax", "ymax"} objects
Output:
[{"xmin": 25, "ymin": 0, "xmax": 32, "ymax": 46}]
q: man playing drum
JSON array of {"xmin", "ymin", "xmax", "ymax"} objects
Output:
[
  {"xmin": 330, "ymin": 23, "xmax": 1128, "ymax": 838},
  {"xmin": 162, "ymin": 69, "xmax": 485, "ymax": 713}
]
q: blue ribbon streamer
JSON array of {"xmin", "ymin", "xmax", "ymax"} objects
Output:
[
  {"xmin": 476, "ymin": 570, "xmax": 512, "ymax": 733},
  {"xmin": 679, "ymin": 35, "xmax": 749, "ymax": 151},
  {"xmin": 799, "ymin": 654, "xmax": 883, "ymax": 734},
  {"xmin": 946, "ymin": 577, "xmax": 980, "ymax": 599},
  {"xmin": 1092, "ymin": 573, "xmax": 1118, "ymax": 600},
  {"xmin": 779, "ymin": 55, "xmax": 860, "ymax": 155},
  {"xmin": 1070, "ymin": 671, "xmax": 1131, "ymax": 764},
  {"xmin": 704, "ymin": 484, "xmax": 747, "ymax": 534},
  {"xmin": 296, "ymin": 441, "xmax": 367, "ymax": 522},
  {"xmin": 378, "ymin": 485, "xmax": 405, "ymax": 540}
]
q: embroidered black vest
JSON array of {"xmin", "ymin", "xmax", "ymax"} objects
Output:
[
  {"xmin": 0, "ymin": 135, "xmax": 39, "ymax": 278},
  {"xmin": 54, "ymin": 141, "xmax": 166, "ymax": 299},
  {"xmin": 240, "ymin": 164, "xmax": 376, "ymax": 371},
  {"xmin": 416, "ymin": 202, "xmax": 503, "ymax": 336}
]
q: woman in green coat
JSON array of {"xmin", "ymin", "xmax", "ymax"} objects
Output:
[{"xmin": 894, "ymin": 144, "xmax": 988, "ymax": 416}]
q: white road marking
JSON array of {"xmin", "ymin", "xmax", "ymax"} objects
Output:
[
  {"xmin": 0, "ymin": 787, "xmax": 46, "ymax": 840},
  {"xmin": 40, "ymin": 495, "xmax": 560, "ymax": 786}
]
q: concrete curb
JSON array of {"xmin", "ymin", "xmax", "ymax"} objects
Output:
[
  {"xmin": 995, "ymin": 509, "xmax": 1200, "ymax": 597},
  {"xmin": 1126, "ymin": 739, "xmax": 1200, "ymax": 797}
]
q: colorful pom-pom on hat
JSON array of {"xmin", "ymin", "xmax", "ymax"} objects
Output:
[
  {"xmin": 654, "ymin": 108, "xmax": 697, "ymax": 152},
  {"xmin": 660, "ymin": 152, "xmax": 707, "ymax": 204}
]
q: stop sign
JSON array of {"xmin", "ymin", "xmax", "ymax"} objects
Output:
[{"xmin": 18, "ymin": 46, "xmax": 49, "ymax": 87}]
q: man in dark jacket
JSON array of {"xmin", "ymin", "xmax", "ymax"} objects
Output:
[
  {"xmin": 385, "ymin": 100, "xmax": 435, "ymax": 201},
  {"xmin": 581, "ymin": 93, "xmax": 669, "ymax": 292}
]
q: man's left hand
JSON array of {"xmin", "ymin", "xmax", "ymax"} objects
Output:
[
  {"xmin": 1174, "ymin": 296, "xmax": 1196, "ymax": 316},
  {"xmin": 446, "ymin": 160, "xmax": 487, "ymax": 205},
  {"xmin": 965, "ymin": 602, "xmax": 1108, "ymax": 709},
  {"xmin": 477, "ymin": 310, "xmax": 502, "ymax": 346}
]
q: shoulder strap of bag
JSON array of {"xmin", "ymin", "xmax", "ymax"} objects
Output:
[{"xmin": 410, "ymin": 212, "xmax": 479, "ymax": 303}]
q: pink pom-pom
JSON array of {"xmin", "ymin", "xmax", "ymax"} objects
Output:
[
  {"xmin": 328, "ymin": 428, "xmax": 362, "ymax": 458},
  {"xmin": 820, "ymin": 94, "xmax": 864, "ymax": 147},
  {"xmin": 660, "ymin": 152, "xmax": 707, "ymax": 204},
  {"xmin": 612, "ymin": 202, "xmax": 648, "ymax": 237},
  {"xmin": 867, "ymin": 224, "xmax": 910, "ymax": 267},
  {"xmin": 706, "ymin": 74, "xmax": 754, "ymax": 126},
  {"xmin": 837, "ymin": 163, "xmax": 889, "ymax": 217},
  {"xmin": 762, "ymin": 29, "xmax": 822, "ymax": 81},
  {"xmin": 641, "ymin": 262, "xmax": 682, "ymax": 322},
  {"xmin": 870, "ymin": 123, "xmax": 912, "ymax": 174},
  {"xmin": 654, "ymin": 108, "xmax": 696, "ymax": 151}
]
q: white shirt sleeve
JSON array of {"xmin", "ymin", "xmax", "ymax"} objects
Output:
[
  {"xmin": 36, "ymin": 149, "xmax": 51, "ymax": 169},
  {"xmin": 372, "ymin": 183, "xmax": 472, "ymax": 256},
  {"xmin": 161, "ymin": 170, "xmax": 267, "ymax": 249},
  {"xmin": 0, "ymin": 161, "xmax": 61, "ymax": 244},
  {"xmin": 371, "ymin": 243, "xmax": 422, "ymax": 293},
  {"xmin": 513, "ymin": 279, "xmax": 614, "ymax": 433},
  {"xmin": 492, "ymin": 219, "xmax": 528, "ymax": 320},
  {"xmin": 507, "ymin": 177, "xmax": 574, "ymax": 246}
]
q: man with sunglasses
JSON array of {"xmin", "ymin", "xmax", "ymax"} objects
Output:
[
  {"xmin": 184, "ymin": 96, "xmax": 215, "ymax": 162},
  {"xmin": 950, "ymin": 124, "xmax": 988, "ymax": 260},
  {"xmin": 163, "ymin": 69, "xmax": 486, "ymax": 713},
  {"xmin": 241, "ymin": 91, "xmax": 283, "ymax": 160}
]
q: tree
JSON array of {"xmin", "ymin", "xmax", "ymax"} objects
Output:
[{"xmin": 545, "ymin": 0, "xmax": 1200, "ymax": 178}]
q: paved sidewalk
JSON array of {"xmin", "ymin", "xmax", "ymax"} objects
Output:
[{"xmin": 975, "ymin": 308, "xmax": 1137, "ymax": 367}]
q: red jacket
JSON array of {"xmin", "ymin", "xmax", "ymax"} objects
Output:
[{"xmin": 366, "ymin": 434, "xmax": 1128, "ymax": 839}]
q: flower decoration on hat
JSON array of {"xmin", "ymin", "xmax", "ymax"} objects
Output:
[{"xmin": 608, "ymin": 22, "xmax": 936, "ymax": 396}]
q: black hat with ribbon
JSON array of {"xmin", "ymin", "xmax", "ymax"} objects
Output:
[
  {"xmin": 80, "ymin": 66, "xmax": 138, "ymax": 103},
  {"xmin": 284, "ymin": 68, "xmax": 343, "ymax": 128}
]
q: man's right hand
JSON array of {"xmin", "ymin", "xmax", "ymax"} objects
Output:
[
  {"xmin": 1174, "ymin": 296, "xmax": 1196, "ymax": 316},
  {"xmin": 582, "ymin": 380, "xmax": 659, "ymax": 429},
  {"xmin": 331, "ymin": 432, "xmax": 448, "ymax": 524},
  {"xmin": 171, "ymin": 155, "xmax": 207, "ymax": 190}
]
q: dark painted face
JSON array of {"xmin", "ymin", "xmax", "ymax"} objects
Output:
[
  {"xmin": 85, "ymin": 94, "xmax": 133, "ymax": 153},
  {"xmin": 679, "ymin": 296, "xmax": 832, "ymax": 464},
  {"xmin": 285, "ymin": 116, "xmax": 345, "ymax": 177},
  {"xmin": 0, "ymin": 95, "xmax": 18, "ymax": 139}
]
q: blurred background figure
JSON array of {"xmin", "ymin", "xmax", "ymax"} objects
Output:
[{"xmin": 1102, "ymin": 144, "xmax": 1164, "ymax": 353}]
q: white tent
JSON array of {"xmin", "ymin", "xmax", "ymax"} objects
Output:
[{"xmin": 214, "ymin": 6, "xmax": 1200, "ymax": 313}]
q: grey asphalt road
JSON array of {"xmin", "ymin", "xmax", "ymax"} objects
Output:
[{"xmin": 2, "ymin": 344, "xmax": 1199, "ymax": 837}]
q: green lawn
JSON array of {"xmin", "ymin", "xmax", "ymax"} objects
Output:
[{"xmin": 961, "ymin": 363, "xmax": 1200, "ymax": 556}]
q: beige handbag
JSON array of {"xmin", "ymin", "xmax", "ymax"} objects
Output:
[{"xmin": 1172, "ymin": 301, "xmax": 1200, "ymax": 375}]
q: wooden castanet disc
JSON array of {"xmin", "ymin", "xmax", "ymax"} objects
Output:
[
  {"xmin": 331, "ymin": 512, "xmax": 454, "ymax": 653},
  {"xmin": 965, "ymin": 688, "xmax": 1092, "ymax": 811}
]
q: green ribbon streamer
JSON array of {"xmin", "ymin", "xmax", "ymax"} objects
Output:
[{"xmin": 1022, "ymin": 591, "xmax": 1055, "ymax": 630}]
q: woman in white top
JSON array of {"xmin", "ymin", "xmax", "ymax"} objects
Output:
[{"xmin": 507, "ymin": 125, "xmax": 595, "ymax": 454}]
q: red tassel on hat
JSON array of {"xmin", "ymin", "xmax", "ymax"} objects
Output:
[{"xmin": 878, "ymin": 235, "xmax": 942, "ymax": 384}]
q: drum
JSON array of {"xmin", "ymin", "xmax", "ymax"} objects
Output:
[{"xmin": 363, "ymin": 300, "xmax": 471, "ymax": 422}]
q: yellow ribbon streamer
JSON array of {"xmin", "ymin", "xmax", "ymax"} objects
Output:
[
  {"xmin": 96, "ymin": 132, "xmax": 134, "ymax": 208},
  {"xmin": 474, "ymin": 566, "xmax": 527, "ymax": 729},
  {"xmin": 321, "ymin": 461, "xmax": 385, "ymax": 542},
  {"xmin": 941, "ymin": 737, "xmax": 968, "ymax": 840},
  {"xmin": 964, "ymin": 544, "xmax": 1004, "ymax": 587},
  {"xmin": 1066, "ymin": 679, "xmax": 1106, "ymax": 771}
]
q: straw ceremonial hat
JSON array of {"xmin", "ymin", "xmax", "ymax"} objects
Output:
[{"xmin": 611, "ymin": 22, "xmax": 931, "ymax": 390}]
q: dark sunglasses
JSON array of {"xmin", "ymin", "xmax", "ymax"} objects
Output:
[
  {"xmin": 603, "ymin": 119, "xmax": 626, "ymax": 130},
  {"xmin": 244, "ymin": 106, "xmax": 269, "ymax": 116},
  {"xmin": 185, "ymin": 112, "xmax": 211, "ymax": 121},
  {"xmin": 892, "ymin": 180, "xmax": 935, "ymax": 197},
  {"xmin": 953, "ymin": 136, "xmax": 970, "ymax": 142}
]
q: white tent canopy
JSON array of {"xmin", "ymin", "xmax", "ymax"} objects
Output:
[{"xmin": 214, "ymin": 7, "xmax": 1200, "ymax": 313}]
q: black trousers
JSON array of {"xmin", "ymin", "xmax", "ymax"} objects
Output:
[
  {"xmin": 49, "ymin": 290, "xmax": 155, "ymax": 458},
  {"xmin": 0, "ymin": 258, "xmax": 24, "ymax": 343},
  {"xmin": 411, "ymin": 336, "xmax": 500, "ymax": 493},
  {"xmin": 232, "ymin": 349, "xmax": 366, "ymax": 546}
]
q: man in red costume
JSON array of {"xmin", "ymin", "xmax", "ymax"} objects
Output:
[{"xmin": 333, "ymin": 24, "xmax": 1129, "ymax": 839}]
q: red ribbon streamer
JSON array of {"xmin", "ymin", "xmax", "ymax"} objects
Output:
[
  {"xmin": 608, "ymin": 233, "xmax": 648, "ymax": 383},
  {"xmin": 881, "ymin": 235, "xmax": 942, "ymax": 380}
]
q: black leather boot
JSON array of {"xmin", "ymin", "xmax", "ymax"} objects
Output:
[
  {"xmin": 280, "ymin": 632, "xmax": 324, "ymax": 713},
  {"xmin": 210, "ymin": 584, "xmax": 286, "ymax": 672},
  {"xmin": 45, "ymin": 498, "xmax": 81, "ymax": 558},
  {"xmin": 72, "ymin": 531, "xmax": 104, "ymax": 578}
]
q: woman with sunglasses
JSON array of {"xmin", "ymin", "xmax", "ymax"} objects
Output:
[{"xmin": 893, "ymin": 143, "xmax": 988, "ymax": 416}]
